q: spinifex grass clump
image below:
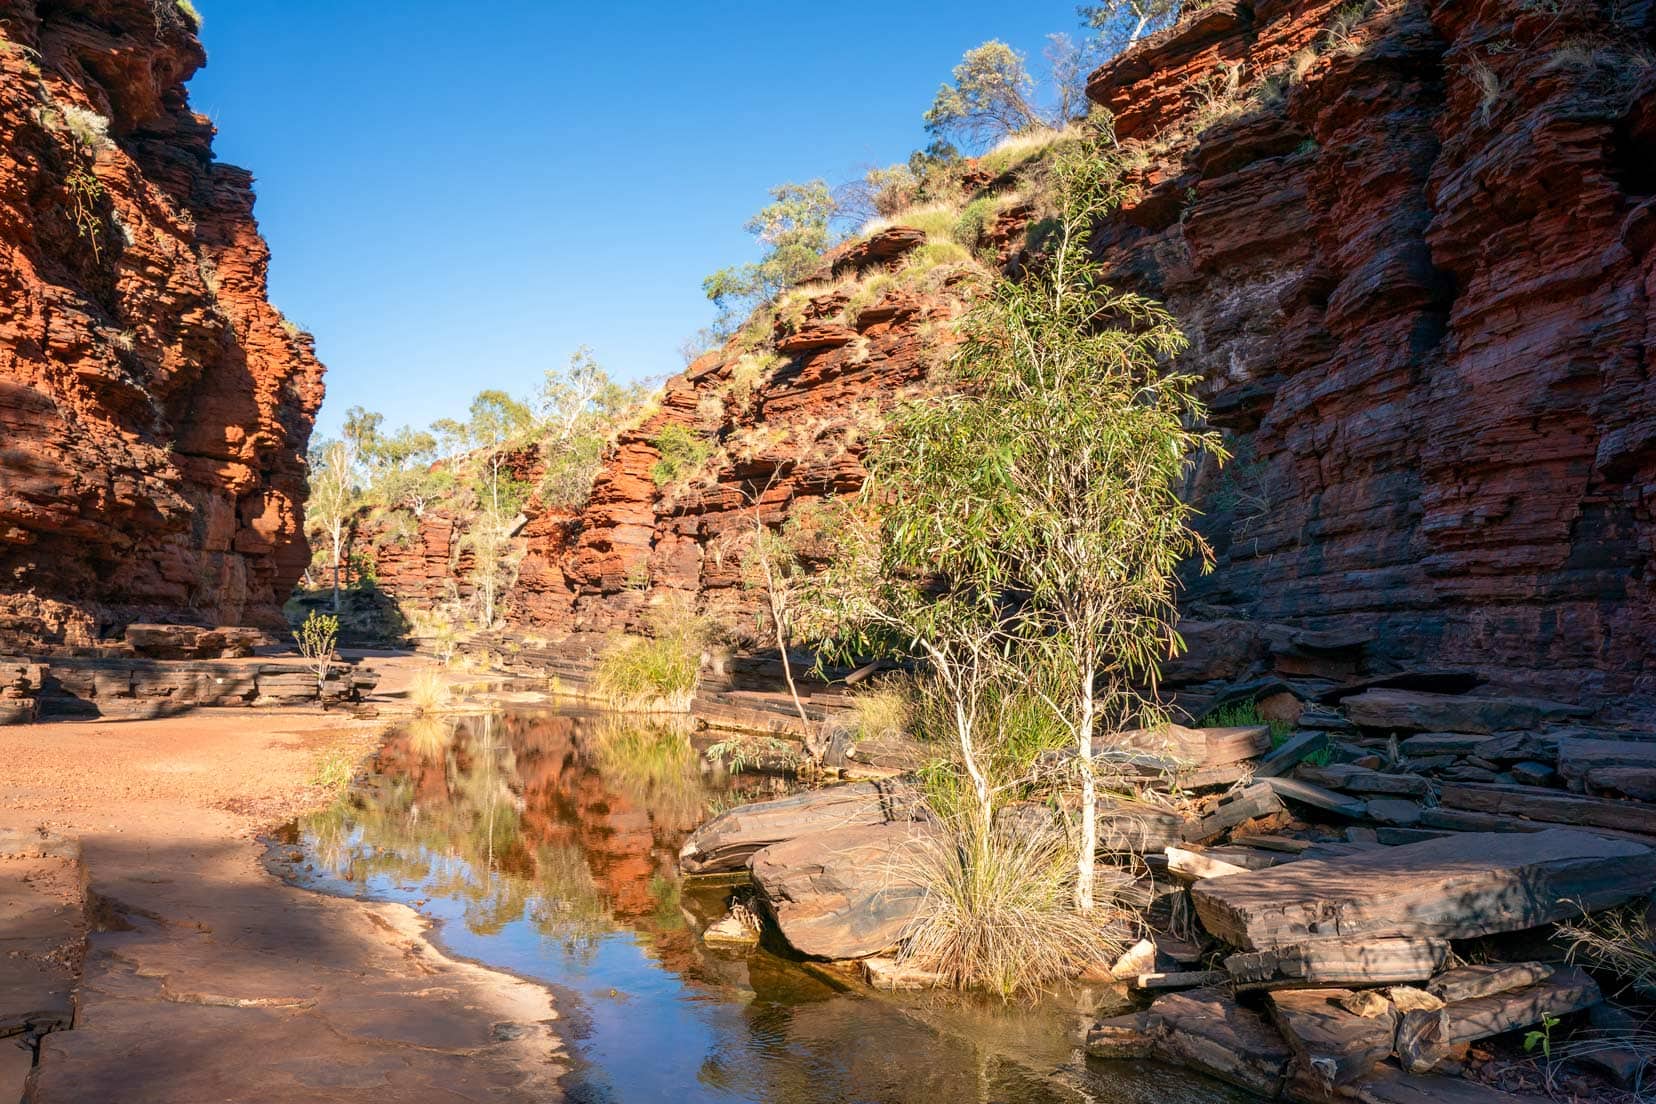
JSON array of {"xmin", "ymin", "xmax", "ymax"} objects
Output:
[
  {"xmin": 898, "ymin": 812, "xmax": 1129, "ymax": 998},
  {"xmin": 406, "ymin": 666, "xmax": 451, "ymax": 715}
]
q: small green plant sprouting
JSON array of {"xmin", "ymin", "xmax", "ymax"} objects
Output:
[
  {"xmin": 1524, "ymin": 1013, "xmax": 1561, "ymax": 1060},
  {"xmin": 310, "ymin": 750, "xmax": 354, "ymax": 793},
  {"xmin": 1200, "ymin": 698, "xmax": 1293, "ymax": 745},
  {"xmin": 175, "ymin": 1, "xmax": 203, "ymax": 28},
  {"xmin": 295, "ymin": 610, "xmax": 341, "ymax": 699}
]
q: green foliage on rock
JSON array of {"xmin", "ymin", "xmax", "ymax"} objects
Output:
[
  {"xmin": 649, "ymin": 423, "xmax": 713, "ymax": 489},
  {"xmin": 703, "ymin": 181, "xmax": 837, "ymax": 334}
]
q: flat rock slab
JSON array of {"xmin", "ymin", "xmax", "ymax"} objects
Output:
[
  {"xmin": 1191, "ymin": 829, "xmax": 1656, "ymax": 951},
  {"xmin": 1269, "ymin": 988, "xmax": 1397, "ymax": 1088},
  {"xmin": 1299, "ymin": 764, "xmax": 1431, "ymax": 797},
  {"xmin": 679, "ymin": 779, "xmax": 924, "ymax": 874},
  {"xmin": 1114, "ymin": 723, "xmax": 1272, "ymax": 767},
  {"xmin": 0, "ymin": 854, "xmax": 84, "ymax": 1039},
  {"xmin": 1258, "ymin": 730, "xmax": 1329, "ymax": 778},
  {"xmin": 1342, "ymin": 690, "xmax": 1590, "ymax": 734},
  {"xmin": 751, "ymin": 821, "xmax": 936, "ymax": 960},
  {"xmin": 1260, "ymin": 775, "xmax": 1367, "ymax": 818},
  {"xmin": 1556, "ymin": 734, "xmax": 1656, "ymax": 783},
  {"xmin": 1438, "ymin": 781, "xmax": 1656, "ymax": 835},
  {"xmin": 1336, "ymin": 1065, "xmax": 1549, "ymax": 1104},
  {"xmin": 1228, "ymin": 937, "xmax": 1449, "ymax": 990},
  {"xmin": 1147, "ymin": 987, "xmax": 1294, "ymax": 1098}
]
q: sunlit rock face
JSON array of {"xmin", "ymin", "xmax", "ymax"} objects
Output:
[
  {"xmin": 0, "ymin": 0, "xmax": 324, "ymax": 652},
  {"xmin": 490, "ymin": 0, "xmax": 1654, "ymax": 713}
]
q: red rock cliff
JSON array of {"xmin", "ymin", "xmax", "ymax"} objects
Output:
[
  {"xmin": 0, "ymin": 0, "xmax": 324, "ymax": 651},
  {"xmin": 487, "ymin": 0, "xmax": 1656, "ymax": 710},
  {"xmin": 1083, "ymin": 0, "xmax": 1655, "ymax": 706}
]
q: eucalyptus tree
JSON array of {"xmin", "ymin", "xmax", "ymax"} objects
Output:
[
  {"xmin": 948, "ymin": 138, "xmax": 1224, "ymax": 910},
  {"xmin": 814, "ymin": 133, "xmax": 1223, "ymax": 912},
  {"xmin": 305, "ymin": 437, "xmax": 359, "ymax": 612}
]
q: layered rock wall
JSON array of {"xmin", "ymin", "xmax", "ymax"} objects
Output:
[
  {"xmin": 1085, "ymin": 0, "xmax": 1655, "ymax": 704},
  {"xmin": 0, "ymin": 0, "xmax": 324, "ymax": 652}
]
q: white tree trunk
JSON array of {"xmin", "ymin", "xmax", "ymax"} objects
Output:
[{"xmin": 1076, "ymin": 665, "xmax": 1097, "ymax": 913}]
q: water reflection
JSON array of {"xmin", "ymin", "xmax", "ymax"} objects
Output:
[{"xmin": 287, "ymin": 708, "xmax": 1247, "ymax": 1104}]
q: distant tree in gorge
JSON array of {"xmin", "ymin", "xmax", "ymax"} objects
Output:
[
  {"xmin": 922, "ymin": 37, "xmax": 1099, "ymax": 154},
  {"xmin": 431, "ymin": 418, "xmax": 470, "ymax": 465},
  {"xmin": 703, "ymin": 180, "xmax": 836, "ymax": 334},
  {"xmin": 536, "ymin": 347, "xmax": 651, "ymax": 509},
  {"xmin": 363, "ymin": 425, "xmax": 436, "ymax": 482},
  {"xmin": 1079, "ymin": 0, "xmax": 1184, "ymax": 57},
  {"xmin": 459, "ymin": 389, "xmax": 534, "ymax": 628},
  {"xmin": 305, "ymin": 437, "xmax": 359, "ymax": 612},
  {"xmin": 1044, "ymin": 32, "xmax": 1095, "ymax": 126}
]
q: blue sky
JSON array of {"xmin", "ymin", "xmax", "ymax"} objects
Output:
[{"xmin": 189, "ymin": 2, "xmax": 1089, "ymax": 440}]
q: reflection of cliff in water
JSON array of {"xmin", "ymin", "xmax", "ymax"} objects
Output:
[
  {"xmin": 292, "ymin": 709, "xmax": 1248, "ymax": 1104},
  {"xmin": 302, "ymin": 710, "xmax": 793, "ymax": 974}
]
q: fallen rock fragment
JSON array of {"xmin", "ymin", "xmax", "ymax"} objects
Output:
[
  {"xmin": 1268, "ymin": 988, "xmax": 1397, "ymax": 1088},
  {"xmin": 1086, "ymin": 1011, "xmax": 1157, "ymax": 1059},
  {"xmin": 1425, "ymin": 963, "xmax": 1551, "ymax": 1004},
  {"xmin": 1396, "ymin": 966, "xmax": 1601, "ymax": 1073},
  {"xmin": 1228, "ymin": 938, "xmax": 1449, "ymax": 990}
]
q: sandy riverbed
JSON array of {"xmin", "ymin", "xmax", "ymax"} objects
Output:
[{"xmin": 0, "ymin": 656, "xmax": 567, "ymax": 1103}]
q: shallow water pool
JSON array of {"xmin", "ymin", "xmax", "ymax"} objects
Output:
[{"xmin": 275, "ymin": 707, "xmax": 1249, "ymax": 1104}]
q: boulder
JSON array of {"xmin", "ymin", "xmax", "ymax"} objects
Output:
[
  {"xmin": 1147, "ymin": 987, "xmax": 1294, "ymax": 1097},
  {"xmin": 750, "ymin": 821, "xmax": 936, "ymax": 959},
  {"xmin": 679, "ymin": 780, "xmax": 925, "ymax": 875}
]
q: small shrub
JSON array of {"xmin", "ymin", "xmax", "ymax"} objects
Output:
[
  {"xmin": 65, "ymin": 168, "xmax": 105, "ymax": 258},
  {"xmin": 898, "ymin": 813, "xmax": 1129, "ymax": 998},
  {"xmin": 176, "ymin": 0, "xmax": 202, "ymax": 27},
  {"xmin": 58, "ymin": 104, "xmax": 111, "ymax": 152},
  {"xmin": 897, "ymin": 240, "xmax": 975, "ymax": 286},
  {"xmin": 953, "ymin": 196, "xmax": 999, "ymax": 249},
  {"xmin": 310, "ymin": 749, "xmax": 354, "ymax": 792},
  {"xmin": 1200, "ymin": 698, "xmax": 1297, "ymax": 752},
  {"xmin": 649, "ymin": 423, "xmax": 713, "ymax": 489},
  {"xmin": 294, "ymin": 610, "xmax": 340, "ymax": 698},
  {"xmin": 846, "ymin": 677, "xmax": 913, "ymax": 743},
  {"xmin": 1466, "ymin": 59, "xmax": 1500, "ymax": 124},
  {"xmin": 706, "ymin": 734, "xmax": 800, "ymax": 773}
]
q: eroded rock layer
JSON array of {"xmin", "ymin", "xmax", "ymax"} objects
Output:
[
  {"xmin": 495, "ymin": 0, "xmax": 1653, "ymax": 713},
  {"xmin": 0, "ymin": 0, "xmax": 324, "ymax": 651}
]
